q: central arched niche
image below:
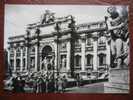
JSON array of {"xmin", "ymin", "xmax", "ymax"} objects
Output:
[
  {"xmin": 41, "ymin": 45, "xmax": 54, "ymax": 70},
  {"xmin": 42, "ymin": 45, "xmax": 53, "ymax": 60}
]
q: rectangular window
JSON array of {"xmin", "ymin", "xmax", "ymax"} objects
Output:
[
  {"xmin": 75, "ymin": 55, "xmax": 81, "ymax": 66},
  {"xmin": 86, "ymin": 55, "xmax": 93, "ymax": 66},
  {"xmin": 99, "ymin": 54, "xmax": 106, "ymax": 66}
]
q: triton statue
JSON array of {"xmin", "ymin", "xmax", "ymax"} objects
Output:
[{"xmin": 105, "ymin": 6, "xmax": 129, "ymax": 69}]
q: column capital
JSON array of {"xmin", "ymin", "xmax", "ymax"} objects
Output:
[
  {"xmin": 81, "ymin": 37, "xmax": 86, "ymax": 42},
  {"xmin": 20, "ymin": 42, "xmax": 24, "ymax": 48},
  {"xmin": 93, "ymin": 36, "xmax": 98, "ymax": 41},
  {"xmin": 64, "ymin": 37, "xmax": 71, "ymax": 42},
  {"xmin": 25, "ymin": 42, "xmax": 31, "ymax": 47},
  {"xmin": 34, "ymin": 41, "xmax": 40, "ymax": 46},
  {"xmin": 54, "ymin": 39, "xmax": 60, "ymax": 43},
  {"xmin": 81, "ymin": 33, "xmax": 86, "ymax": 42},
  {"xmin": 13, "ymin": 43, "xmax": 17, "ymax": 49},
  {"xmin": 20, "ymin": 48, "xmax": 23, "ymax": 72},
  {"xmin": 92, "ymin": 32, "xmax": 98, "ymax": 41},
  {"xmin": 54, "ymin": 36, "xmax": 61, "ymax": 43}
]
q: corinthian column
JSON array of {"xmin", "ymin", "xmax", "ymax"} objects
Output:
[
  {"xmin": 25, "ymin": 29, "xmax": 30, "ymax": 71},
  {"xmin": 35, "ymin": 28, "xmax": 40, "ymax": 72},
  {"xmin": 13, "ymin": 45, "xmax": 17, "ymax": 72},
  {"xmin": 35, "ymin": 45, "xmax": 38, "ymax": 71},
  {"xmin": 66, "ymin": 40, "xmax": 71, "ymax": 71},
  {"xmin": 20, "ymin": 46, "xmax": 23, "ymax": 72},
  {"xmin": 81, "ymin": 35, "xmax": 86, "ymax": 71},
  {"xmin": 93, "ymin": 32, "xmax": 98, "ymax": 71},
  {"xmin": 7, "ymin": 47, "xmax": 11, "ymax": 67},
  {"xmin": 106, "ymin": 36, "xmax": 111, "ymax": 69},
  {"xmin": 25, "ymin": 46, "xmax": 29, "ymax": 71},
  {"xmin": 54, "ymin": 41, "xmax": 57, "ymax": 70}
]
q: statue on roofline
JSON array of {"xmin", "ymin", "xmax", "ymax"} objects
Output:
[
  {"xmin": 27, "ymin": 10, "xmax": 73, "ymax": 29},
  {"xmin": 40, "ymin": 10, "xmax": 55, "ymax": 24},
  {"xmin": 27, "ymin": 10, "xmax": 55, "ymax": 28}
]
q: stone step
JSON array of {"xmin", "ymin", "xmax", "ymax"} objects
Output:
[
  {"xmin": 104, "ymin": 82, "xmax": 129, "ymax": 93},
  {"xmin": 104, "ymin": 68, "xmax": 129, "ymax": 93},
  {"xmin": 109, "ymin": 68, "xmax": 129, "ymax": 84}
]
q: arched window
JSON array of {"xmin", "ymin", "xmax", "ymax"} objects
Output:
[
  {"xmin": 86, "ymin": 54, "xmax": 93, "ymax": 66},
  {"xmin": 42, "ymin": 45, "xmax": 52, "ymax": 60},
  {"xmin": 99, "ymin": 53, "xmax": 106, "ymax": 66},
  {"xmin": 16, "ymin": 59, "xmax": 20, "ymax": 68},
  {"xmin": 75, "ymin": 55, "xmax": 81, "ymax": 66}
]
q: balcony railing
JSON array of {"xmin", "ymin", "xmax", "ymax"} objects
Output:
[
  {"xmin": 98, "ymin": 45, "xmax": 106, "ymax": 50},
  {"xmin": 74, "ymin": 47, "xmax": 81, "ymax": 52},
  {"xmin": 86, "ymin": 46, "xmax": 93, "ymax": 51}
]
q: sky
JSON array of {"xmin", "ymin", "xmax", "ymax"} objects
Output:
[{"xmin": 4, "ymin": 5, "xmax": 121, "ymax": 48}]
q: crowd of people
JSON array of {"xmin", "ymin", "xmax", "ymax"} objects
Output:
[
  {"xmin": 9, "ymin": 71, "xmax": 68, "ymax": 93},
  {"xmin": 11, "ymin": 75, "xmax": 25, "ymax": 93}
]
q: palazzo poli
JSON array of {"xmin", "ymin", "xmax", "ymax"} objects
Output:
[{"xmin": 7, "ymin": 12, "xmax": 110, "ymax": 78}]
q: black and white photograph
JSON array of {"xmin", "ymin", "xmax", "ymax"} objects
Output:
[{"xmin": 4, "ymin": 5, "xmax": 129, "ymax": 93}]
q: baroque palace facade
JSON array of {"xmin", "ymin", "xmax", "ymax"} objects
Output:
[{"xmin": 7, "ymin": 14, "xmax": 110, "ymax": 76}]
